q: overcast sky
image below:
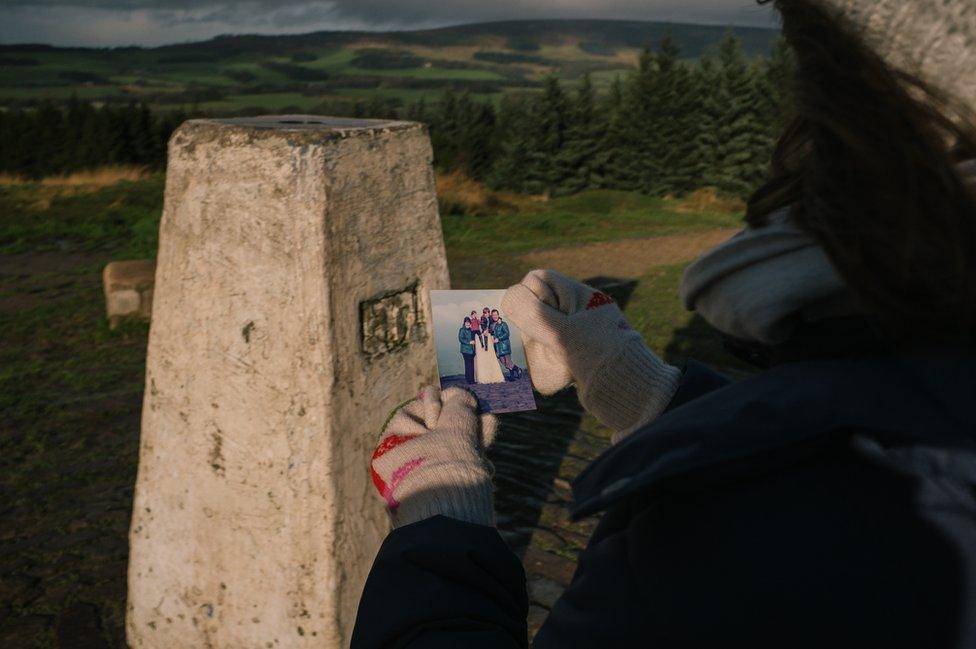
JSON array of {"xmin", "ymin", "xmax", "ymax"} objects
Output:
[{"xmin": 0, "ymin": 1, "xmax": 777, "ymax": 47}]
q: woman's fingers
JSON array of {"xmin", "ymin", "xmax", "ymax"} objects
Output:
[
  {"xmin": 519, "ymin": 269, "xmax": 563, "ymax": 309},
  {"xmin": 437, "ymin": 387, "xmax": 481, "ymax": 442},
  {"xmin": 501, "ymin": 283, "xmax": 570, "ymax": 345},
  {"xmin": 382, "ymin": 400, "xmax": 429, "ymax": 438},
  {"xmin": 480, "ymin": 413, "xmax": 498, "ymax": 448},
  {"xmin": 522, "ymin": 269, "xmax": 600, "ymax": 314},
  {"xmin": 522, "ymin": 337, "xmax": 574, "ymax": 395},
  {"xmin": 416, "ymin": 384, "xmax": 442, "ymax": 430}
]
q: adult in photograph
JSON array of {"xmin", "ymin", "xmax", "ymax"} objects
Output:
[
  {"xmin": 458, "ymin": 316, "xmax": 476, "ymax": 384},
  {"xmin": 491, "ymin": 309, "xmax": 521, "ymax": 380},
  {"xmin": 358, "ymin": 0, "xmax": 976, "ymax": 647}
]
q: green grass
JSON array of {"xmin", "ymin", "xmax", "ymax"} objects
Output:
[
  {"xmin": 333, "ymin": 87, "xmax": 498, "ymax": 104},
  {"xmin": 301, "ymin": 48, "xmax": 359, "ymax": 71},
  {"xmin": 443, "ymin": 189, "xmax": 741, "ymax": 256},
  {"xmin": 1, "ymin": 271, "xmax": 147, "ymax": 648},
  {"xmin": 0, "ymin": 85, "xmax": 116, "ymax": 100},
  {"xmin": 344, "ymin": 65, "xmax": 505, "ymax": 81},
  {"xmin": 0, "ymin": 173, "xmax": 747, "ymax": 646},
  {"xmin": 0, "ymin": 177, "xmax": 165, "ymax": 257},
  {"xmin": 623, "ymin": 262, "xmax": 749, "ymax": 372}
]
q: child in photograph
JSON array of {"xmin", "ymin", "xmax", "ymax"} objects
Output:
[
  {"xmin": 480, "ymin": 308, "xmax": 491, "ymax": 337},
  {"xmin": 458, "ymin": 316, "xmax": 476, "ymax": 384},
  {"xmin": 468, "ymin": 310, "xmax": 486, "ymax": 351}
]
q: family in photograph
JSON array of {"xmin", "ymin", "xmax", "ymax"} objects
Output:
[{"xmin": 458, "ymin": 308, "xmax": 523, "ymax": 385}]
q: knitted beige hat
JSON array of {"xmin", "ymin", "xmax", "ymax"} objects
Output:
[{"xmin": 811, "ymin": 0, "xmax": 976, "ymax": 112}]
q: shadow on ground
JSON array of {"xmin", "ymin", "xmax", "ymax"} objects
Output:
[{"xmin": 489, "ymin": 277, "xmax": 638, "ymax": 556}]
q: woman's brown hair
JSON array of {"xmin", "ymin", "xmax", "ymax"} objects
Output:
[{"xmin": 748, "ymin": 0, "xmax": 976, "ymax": 345}]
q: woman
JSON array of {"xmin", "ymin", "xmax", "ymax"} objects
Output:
[
  {"xmin": 458, "ymin": 316, "xmax": 477, "ymax": 384},
  {"xmin": 356, "ymin": 1, "xmax": 976, "ymax": 646},
  {"xmin": 474, "ymin": 324, "xmax": 506, "ymax": 384}
]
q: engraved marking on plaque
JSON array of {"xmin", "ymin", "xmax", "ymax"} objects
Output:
[{"xmin": 360, "ymin": 282, "xmax": 426, "ymax": 358}]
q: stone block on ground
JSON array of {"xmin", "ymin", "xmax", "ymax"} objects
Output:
[
  {"xmin": 127, "ymin": 115, "xmax": 450, "ymax": 648},
  {"xmin": 103, "ymin": 259, "xmax": 155, "ymax": 328}
]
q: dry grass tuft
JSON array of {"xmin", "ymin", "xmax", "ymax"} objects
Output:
[
  {"xmin": 436, "ymin": 170, "xmax": 545, "ymax": 216},
  {"xmin": 0, "ymin": 165, "xmax": 153, "ymax": 188},
  {"xmin": 0, "ymin": 166, "xmax": 156, "ymax": 210},
  {"xmin": 665, "ymin": 187, "xmax": 746, "ymax": 214}
]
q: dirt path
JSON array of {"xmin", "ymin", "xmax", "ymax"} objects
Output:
[{"xmin": 518, "ymin": 228, "xmax": 738, "ymax": 280}]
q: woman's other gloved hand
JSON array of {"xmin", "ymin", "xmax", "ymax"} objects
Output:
[
  {"xmin": 370, "ymin": 385, "xmax": 497, "ymax": 528},
  {"xmin": 502, "ymin": 269, "xmax": 681, "ymax": 442}
]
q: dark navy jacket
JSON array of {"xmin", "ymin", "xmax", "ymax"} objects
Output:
[{"xmin": 352, "ymin": 353, "xmax": 976, "ymax": 648}]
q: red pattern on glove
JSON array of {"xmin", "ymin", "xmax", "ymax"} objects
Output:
[
  {"xmin": 370, "ymin": 433, "xmax": 419, "ymax": 495},
  {"xmin": 585, "ymin": 291, "xmax": 615, "ymax": 310}
]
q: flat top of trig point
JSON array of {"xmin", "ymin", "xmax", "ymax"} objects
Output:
[{"xmin": 206, "ymin": 115, "xmax": 413, "ymax": 131}]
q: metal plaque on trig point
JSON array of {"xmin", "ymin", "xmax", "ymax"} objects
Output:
[{"xmin": 360, "ymin": 283, "xmax": 424, "ymax": 358}]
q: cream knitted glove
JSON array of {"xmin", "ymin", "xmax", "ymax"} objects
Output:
[
  {"xmin": 370, "ymin": 385, "xmax": 498, "ymax": 528},
  {"xmin": 502, "ymin": 269, "xmax": 681, "ymax": 442}
]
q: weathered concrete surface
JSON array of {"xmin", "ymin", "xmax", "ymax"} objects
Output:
[
  {"xmin": 103, "ymin": 259, "xmax": 155, "ymax": 328},
  {"xmin": 127, "ymin": 116, "xmax": 450, "ymax": 648}
]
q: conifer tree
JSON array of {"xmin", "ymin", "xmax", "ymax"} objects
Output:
[
  {"xmin": 625, "ymin": 46, "xmax": 663, "ymax": 194},
  {"xmin": 710, "ymin": 33, "xmax": 771, "ymax": 197},
  {"xmin": 405, "ymin": 97, "xmax": 428, "ymax": 124},
  {"xmin": 455, "ymin": 94, "xmax": 497, "ymax": 180},
  {"xmin": 593, "ymin": 76, "xmax": 639, "ymax": 190},
  {"xmin": 430, "ymin": 89, "xmax": 460, "ymax": 171},
  {"xmin": 488, "ymin": 93, "xmax": 536, "ymax": 192},
  {"xmin": 555, "ymin": 74, "xmax": 603, "ymax": 194},
  {"xmin": 650, "ymin": 35, "xmax": 702, "ymax": 195},
  {"xmin": 525, "ymin": 76, "xmax": 570, "ymax": 194},
  {"xmin": 690, "ymin": 54, "xmax": 722, "ymax": 190}
]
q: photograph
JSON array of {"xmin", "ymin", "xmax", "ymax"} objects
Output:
[{"xmin": 431, "ymin": 289, "xmax": 536, "ymax": 414}]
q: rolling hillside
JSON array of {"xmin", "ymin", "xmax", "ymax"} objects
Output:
[{"xmin": 0, "ymin": 19, "xmax": 779, "ymax": 113}]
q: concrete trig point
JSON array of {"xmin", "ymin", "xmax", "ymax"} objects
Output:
[{"xmin": 127, "ymin": 116, "xmax": 450, "ymax": 647}]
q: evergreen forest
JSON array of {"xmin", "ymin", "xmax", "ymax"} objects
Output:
[{"xmin": 0, "ymin": 34, "xmax": 794, "ymax": 199}]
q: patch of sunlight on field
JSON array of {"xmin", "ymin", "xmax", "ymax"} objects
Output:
[
  {"xmin": 333, "ymin": 87, "xmax": 497, "ymax": 104},
  {"xmin": 344, "ymin": 65, "xmax": 505, "ymax": 81},
  {"xmin": 302, "ymin": 48, "xmax": 359, "ymax": 70}
]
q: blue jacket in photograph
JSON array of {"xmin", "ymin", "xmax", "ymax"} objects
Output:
[
  {"xmin": 352, "ymin": 353, "xmax": 976, "ymax": 648},
  {"xmin": 492, "ymin": 320, "xmax": 511, "ymax": 357},
  {"xmin": 459, "ymin": 326, "xmax": 476, "ymax": 355}
]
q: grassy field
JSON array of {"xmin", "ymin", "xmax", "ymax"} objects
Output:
[
  {"xmin": 0, "ymin": 19, "xmax": 778, "ymax": 112},
  {"xmin": 0, "ymin": 170, "xmax": 746, "ymax": 646}
]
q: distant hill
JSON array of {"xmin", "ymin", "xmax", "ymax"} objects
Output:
[{"xmin": 0, "ymin": 19, "xmax": 779, "ymax": 113}]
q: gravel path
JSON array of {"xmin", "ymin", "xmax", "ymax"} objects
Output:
[{"xmin": 518, "ymin": 228, "xmax": 738, "ymax": 279}]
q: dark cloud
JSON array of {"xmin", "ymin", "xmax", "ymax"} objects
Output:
[{"xmin": 0, "ymin": 1, "xmax": 777, "ymax": 47}]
